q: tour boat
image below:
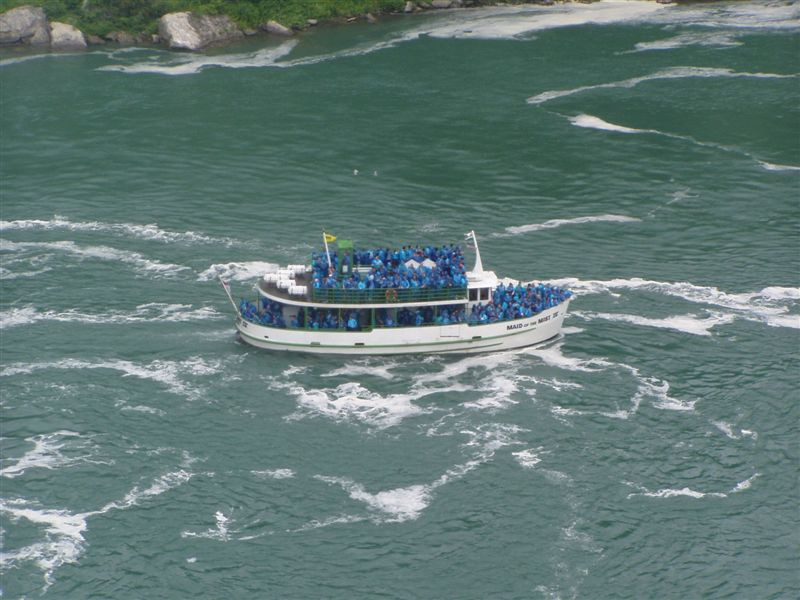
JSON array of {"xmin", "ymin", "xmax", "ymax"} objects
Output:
[{"xmin": 219, "ymin": 231, "xmax": 572, "ymax": 355}]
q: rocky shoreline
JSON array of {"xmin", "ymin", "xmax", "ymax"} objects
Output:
[{"xmin": 0, "ymin": 0, "xmax": 674, "ymax": 53}]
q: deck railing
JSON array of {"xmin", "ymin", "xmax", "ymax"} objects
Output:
[{"xmin": 310, "ymin": 286, "xmax": 468, "ymax": 305}]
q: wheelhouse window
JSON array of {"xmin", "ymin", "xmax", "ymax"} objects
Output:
[
  {"xmin": 469, "ymin": 289, "xmax": 478, "ymax": 301},
  {"xmin": 480, "ymin": 288, "xmax": 490, "ymax": 301}
]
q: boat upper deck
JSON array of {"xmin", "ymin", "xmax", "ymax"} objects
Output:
[{"xmin": 258, "ymin": 275, "xmax": 468, "ymax": 308}]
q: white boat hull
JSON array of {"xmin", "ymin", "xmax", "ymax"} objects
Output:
[{"xmin": 235, "ymin": 300, "xmax": 570, "ymax": 355}]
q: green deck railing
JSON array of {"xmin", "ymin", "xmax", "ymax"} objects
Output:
[{"xmin": 310, "ymin": 286, "xmax": 468, "ymax": 305}]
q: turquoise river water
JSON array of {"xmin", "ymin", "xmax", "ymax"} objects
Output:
[{"xmin": 1, "ymin": 1, "xmax": 799, "ymax": 598}]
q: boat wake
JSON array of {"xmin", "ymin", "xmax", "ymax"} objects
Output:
[
  {"xmin": 0, "ymin": 239, "xmax": 189, "ymax": 278},
  {"xmin": 494, "ymin": 214, "xmax": 640, "ymax": 237},
  {"xmin": 1, "ymin": 355, "xmax": 227, "ymax": 399},
  {"xmin": 0, "ymin": 215, "xmax": 241, "ymax": 246},
  {"xmin": 571, "ymin": 310, "xmax": 736, "ymax": 337},
  {"xmin": 0, "ymin": 450, "xmax": 197, "ymax": 590},
  {"xmin": 560, "ymin": 112, "xmax": 800, "ymax": 172},
  {"xmin": 626, "ymin": 473, "xmax": 760, "ymax": 499},
  {"xmin": 0, "ymin": 303, "xmax": 223, "ymax": 330},
  {"xmin": 0, "ymin": 431, "xmax": 109, "ymax": 479},
  {"xmin": 527, "ymin": 66, "xmax": 796, "ymax": 105},
  {"xmin": 550, "ymin": 277, "xmax": 800, "ymax": 331},
  {"xmin": 311, "ymin": 422, "xmax": 524, "ymax": 525}
]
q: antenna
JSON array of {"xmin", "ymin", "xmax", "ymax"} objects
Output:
[{"xmin": 466, "ymin": 230, "xmax": 484, "ymax": 274}]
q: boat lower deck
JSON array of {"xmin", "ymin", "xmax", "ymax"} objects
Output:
[{"xmin": 234, "ymin": 300, "xmax": 570, "ymax": 355}]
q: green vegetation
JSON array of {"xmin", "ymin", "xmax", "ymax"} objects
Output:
[{"xmin": 0, "ymin": 0, "xmax": 411, "ymax": 36}]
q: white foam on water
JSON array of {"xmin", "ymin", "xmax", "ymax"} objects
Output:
[
  {"xmin": 0, "ymin": 215, "xmax": 239, "ymax": 246},
  {"xmin": 119, "ymin": 404, "xmax": 166, "ymax": 416},
  {"xmin": 517, "ymin": 374, "xmax": 583, "ymax": 393},
  {"xmin": 713, "ymin": 420, "xmax": 739, "ymax": 439},
  {"xmin": 561, "ymin": 326, "xmax": 584, "ymax": 335},
  {"xmin": 512, "ymin": 447, "xmax": 546, "ymax": 469},
  {"xmin": 313, "ymin": 423, "xmax": 523, "ymax": 524},
  {"xmin": 562, "ymin": 519, "xmax": 603, "ymax": 554},
  {"xmin": 549, "ymin": 277, "xmax": 800, "ymax": 331},
  {"xmin": 186, "ymin": 556, "xmax": 197, "ymax": 563},
  {"xmin": 632, "ymin": 487, "xmax": 726, "ymax": 499},
  {"xmin": 294, "ymin": 514, "xmax": 368, "ymax": 532},
  {"xmin": 462, "ymin": 374, "xmax": 521, "ymax": 411},
  {"xmin": 323, "ymin": 358, "xmax": 401, "ymax": 380},
  {"xmin": 422, "ymin": 1, "xmax": 668, "ymax": 40},
  {"xmin": 551, "ymin": 405, "xmax": 585, "ymax": 417},
  {"xmin": 0, "ymin": 50, "xmax": 109, "ymax": 67},
  {"xmin": 0, "ymin": 239, "xmax": 188, "ymax": 278},
  {"xmin": 569, "ymin": 114, "xmax": 646, "ymax": 133},
  {"xmin": 252, "ymin": 468, "xmax": 295, "ymax": 479},
  {"xmin": 0, "ymin": 266, "xmax": 53, "ymax": 279},
  {"xmin": 496, "ymin": 214, "xmax": 639, "ymax": 237},
  {"xmin": 316, "ymin": 476, "xmax": 431, "ymax": 523},
  {"xmin": 627, "ymin": 30, "xmax": 743, "ymax": 53},
  {"xmin": 572, "ymin": 309, "xmax": 736, "ymax": 336},
  {"xmin": 757, "ymin": 161, "xmax": 800, "ymax": 172},
  {"xmin": 281, "ymin": 365, "xmax": 307, "ymax": 377},
  {"xmin": 412, "ymin": 350, "xmax": 518, "ymax": 385},
  {"xmin": 645, "ymin": 0, "xmax": 800, "ymax": 31},
  {"xmin": 2, "ymin": 461, "xmax": 195, "ymax": 589},
  {"xmin": 197, "ymin": 261, "xmax": 279, "ymax": 282},
  {"xmin": 627, "ymin": 472, "xmax": 759, "ymax": 500},
  {"xmin": 104, "ymin": 469, "xmax": 194, "ymax": 512},
  {"xmin": 0, "ymin": 500, "xmax": 88, "ymax": 589},
  {"xmin": 601, "ymin": 365, "xmax": 691, "ymax": 419},
  {"xmin": 562, "ymin": 113, "xmax": 795, "ymax": 170},
  {"xmin": 182, "ymin": 511, "xmax": 231, "ymax": 541},
  {"xmin": 0, "ymin": 303, "xmax": 223, "ymax": 329},
  {"xmin": 527, "ymin": 65, "xmax": 795, "ymax": 104},
  {"xmin": 730, "ymin": 473, "xmax": 760, "ymax": 493},
  {"xmin": 1, "ymin": 356, "xmax": 223, "ymax": 398},
  {"xmin": 712, "ymin": 421, "xmax": 758, "ymax": 440},
  {"xmin": 0, "ymin": 431, "xmax": 102, "ymax": 479},
  {"xmin": 98, "ymin": 40, "xmax": 299, "ymax": 75},
  {"xmin": 521, "ymin": 342, "xmax": 612, "ymax": 373},
  {"xmin": 284, "ymin": 381, "xmax": 427, "ymax": 429}
]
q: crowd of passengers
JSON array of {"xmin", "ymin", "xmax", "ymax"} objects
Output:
[
  {"xmin": 311, "ymin": 245, "xmax": 467, "ymax": 290},
  {"xmin": 239, "ymin": 283, "xmax": 571, "ymax": 329},
  {"xmin": 469, "ymin": 282, "xmax": 572, "ymax": 323}
]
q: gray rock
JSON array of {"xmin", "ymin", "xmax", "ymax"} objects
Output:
[
  {"xmin": 86, "ymin": 34, "xmax": 104, "ymax": 45},
  {"xmin": 151, "ymin": 34, "xmax": 160, "ymax": 44},
  {"xmin": 261, "ymin": 20, "xmax": 293, "ymax": 37},
  {"xmin": 49, "ymin": 21, "xmax": 86, "ymax": 50},
  {"xmin": 307, "ymin": 19, "xmax": 318, "ymax": 26},
  {"xmin": 104, "ymin": 30, "xmax": 136, "ymax": 44},
  {"xmin": 158, "ymin": 12, "xmax": 243, "ymax": 51},
  {"xmin": 0, "ymin": 5, "xmax": 50, "ymax": 46},
  {"xmin": 404, "ymin": 1, "xmax": 415, "ymax": 12},
  {"xmin": 365, "ymin": 13, "xmax": 377, "ymax": 24},
  {"xmin": 243, "ymin": 28, "xmax": 258, "ymax": 36},
  {"xmin": 431, "ymin": 0, "xmax": 452, "ymax": 8}
]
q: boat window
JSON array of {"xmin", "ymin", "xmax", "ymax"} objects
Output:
[
  {"xmin": 469, "ymin": 289, "xmax": 478, "ymax": 301},
  {"xmin": 480, "ymin": 288, "xmax": 490, "ymax": 301}
]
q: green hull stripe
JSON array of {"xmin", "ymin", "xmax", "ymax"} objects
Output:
[{"xmin": 236, "ymin": 320, "xmax": 557, "ymax": 349}]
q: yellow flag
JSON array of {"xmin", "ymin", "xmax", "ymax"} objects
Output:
[{"xmin": 324, "ymin": 233, "xmax": 337, "ymax": 243}]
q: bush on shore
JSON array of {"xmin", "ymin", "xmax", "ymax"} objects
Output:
[{"xmin": 0, "ymin": 0, "xmax": 418, "ymax": 36}]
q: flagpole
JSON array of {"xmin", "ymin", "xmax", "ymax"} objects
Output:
[
  {"xmin": 323, "ymin": 232, "xmax": 332, "ymax": 273},
  {"xmin": 218, "ymin": 275, "xmax": 239, "ymax": 313}
]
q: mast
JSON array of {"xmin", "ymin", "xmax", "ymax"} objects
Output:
[{"xmin": 466, "ymin": 230, "xmax": 483, "ymax": 274}]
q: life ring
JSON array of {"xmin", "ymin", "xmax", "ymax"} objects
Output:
[{"xmin": 385, "ymin": 288, "xmax": 399, "ymax": 303}]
